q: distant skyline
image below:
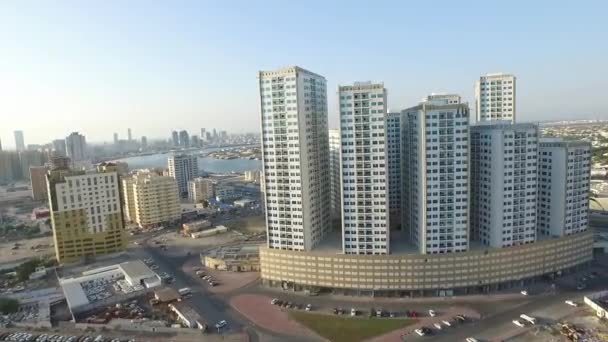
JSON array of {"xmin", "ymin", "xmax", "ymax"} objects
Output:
[{"xmin": 1, "ymin": 1, "xmax": 607, "ymax": 147}]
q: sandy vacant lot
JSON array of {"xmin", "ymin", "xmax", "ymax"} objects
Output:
[{"xmin": 0, "ymin": 236, "xmax": 54, "ymax": 264}]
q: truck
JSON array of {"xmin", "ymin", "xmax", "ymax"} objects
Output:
[
  {"xmin": 520, "ymin": 314, "xmax": 536, "ymax": 325},
  {"xmin": 178, "ymin": 287, "xmax": 192, "ymax": 296}
]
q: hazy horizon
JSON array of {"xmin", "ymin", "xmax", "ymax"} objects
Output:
[{"xmin": 1, "ymin": 1, "xmax": 607, "ymax": 147}]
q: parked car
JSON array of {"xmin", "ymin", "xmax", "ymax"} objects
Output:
[
  {"xmin": 350, "ymin": 308, "xmax": 357, "ymax": 316},
  {"xmin": 429, "ymin": 309, "xmax": 436, "ymax": 317},
  {"xmin": 215, "ymin": 320, "xmax": 227, "ymax": 329},
  {"xmin": 414, "ymin": 329, "xmax": 425, "ymax": 336},
  {"xmin": 465, "ymin": 338, "xmax": 479, "ymax": 342},
  {"xmin": 565, "ymin": 300, "xmax": 578, "ymax": 307},
  {"xmin": 513, "ymin": 319, "xmax": 525, "ymax": 327},
  {"xmin": 520, "ymin": 290, "xmax": 528, "ymax": 296},
  {"xmin": 442, "ymin": 320, "xmax": 452, "ymax": 327},
  {"xmin": 434, "ymin": 323, "xmax": 443, "ymax": 330},
  {"xmin": 305, "ymin": 304, "xmax": 312, "ymax": 311}
]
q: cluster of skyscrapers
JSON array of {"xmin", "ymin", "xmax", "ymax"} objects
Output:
[
  {"xmin": 259, "ymin": 67, "xmax": 591, "ymax": 255},
  {"xmin": 0, "ymin": 131, "xmax": 87, "ymax": 188},
  {"xmin": 170, "ymin": 128, "xmax": 228, "ymax": 149}
]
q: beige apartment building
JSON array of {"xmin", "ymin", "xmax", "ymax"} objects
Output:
[
  {"xmin": 187, "ymin": 177, "xmax": 215, "ymax": 203},
  {"xmin": 30, "ymin": 166, "xmax": 48, "ymax": 201},
  {"xmin": 122, "ymin": 170, "xmax": 181, "ymax": 228},
  {"xmin": 48, "ymin": 161, "xmax": 127, "ymax": 264}
]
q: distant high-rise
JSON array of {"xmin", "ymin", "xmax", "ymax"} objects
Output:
[
  {"xmin": 30, "ymin": 166, "xmax": 48, "ymax": 201},
  {"xmin": 179, "ymin": 130, "xmax": 190, "ymax": 148},
  {"xmin": 127, "ymin": 128, "xmax": 132, "ymax": 141},
  {"xmin": 538, "ymin": 139, "xmax": 591, "ymax": 237},
  {"xmin": 140, "ymin": 136, "xmax": 148, "ymax": 150},
  {"xmin": 47, "ymin": 162, "xmax": 127, "ymax": 263},
  {"xmin": 339, "ymin": 82, "xmax": 389, "ymax": 255},
  {"xmin": 259, "ymin": 66, "xmax": 331, "ymax": 251},
  {"xmin": 0, "ymin": 151, "xmax": 21, "ymax": 182},
  {"xmin": 14, "ymin": 131, "xmax": 25, "ymax": 152},
  {"xmin": 328, "ymin": 129, "xmax": 341, "ymax": 223},
  {"xmin": 200, "ymin": 128, "xmax": 206, "ymax": 142},
  {"xmin": 18, "ymin": 150, "xmax": 44, "ymax": 180},
  {"xmin": 65, "ymin": 132, "xmax": 87, "ymax": 161},
  {"xmin": 52, "ymin": 139, "xmax": 67, "ymax": 157},
  {"xmin": 168, "ymin": 154, "xmax": 198, "ymax": 197},
  {"xmin": 386, "ymin": 112, "xmax": 402, "ymax": 228},
  {"xmin": 475, "ymin": 73, "xmax": 516, "ymax": 123},
  {"xmin": 113, "ymin": 133, "xmax": 119, "ymax": 144},
  {"xmin": 470, "ymin": 122, "xmax": 538, "ymax": 248},
  {"xmin": 190, "ymin": 135, "xmax": 200, "ymax": 148},
  {"xmin": 171, "ymin": 131, "xmax": 179, "ymax": 147},
  {"xmin": 402, "ymin": 94, "xmax": 470, "ymax": 254}
]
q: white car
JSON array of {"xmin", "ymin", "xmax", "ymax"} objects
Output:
[
  {"xmin": 215, "ymin": 320, "xmax": 227, "ymax": 329},
  {"xmin": 306, "ymin": 304, "xmax": 312, "ymax": 311},
  {"xmin": 350, "ymin": 308, "xmax": 357, "ymax": 316},
  {"xmin": 513, "ymin": 319, "xmax": 525, "ymax": 327},
  {"xmin": 465, "ymin": 338, "xmax": 478, "ymax": 342},
  {"xmin": 429, "ymin": 309, "xmax": 436, "ymax": 317},
  {"xmin": 434, "ymin": 323, "xmax": 443, "ymax": 330},
  {"xmin": 520, "ymin": 290, "xmax": 528, "ymax": 296},
  {"xmin": 442, "ymin": 320, "xmax": 452, "ymax": 327},
  {"xmin": 414, "ymin": 329, "xmax": 425, "ymax": 336},
  {"xmin": 565, "ymin": 300, "xmax": 578, "ymax": 307},
  {"xmin": 270, "ymin": 298, "xmax": 279, "ymax": 305}
]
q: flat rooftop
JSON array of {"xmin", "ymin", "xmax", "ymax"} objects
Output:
[{"xmin": 119, "ymin": 260, "xmax": 156, "ymax": 280}]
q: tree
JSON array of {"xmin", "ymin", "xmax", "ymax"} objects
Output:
[
  {"xmin": 0, "ymin": 298, "xmax": 19, "ymax": 314},
  {"xmin": 15, "ymin": 259, "xmax": 39, "ymax": 282}
]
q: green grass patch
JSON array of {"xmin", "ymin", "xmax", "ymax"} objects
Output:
[{"xmin": 289, "ymin": 311, "xmax": 416, "ymax": 342}]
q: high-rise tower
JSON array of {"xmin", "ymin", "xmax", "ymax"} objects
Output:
[{"xmin": 259, "ymin": 66, "xmax": 331, "ymax": 251}]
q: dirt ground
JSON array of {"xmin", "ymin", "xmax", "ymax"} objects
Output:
[
  {"xmin": 149, "ymin": 231, "xmax": 244, "ymax": 256},
  {"xmin": 0, "ymin": 235, "xmax": 54, "ymax": 263},
  {"xmin": 182, "ymin": 257, "xmax": 259, "ymax": 294},
  {"xmin": 224, "ymin": 215, "xmax": 266, "ymax": 234}
]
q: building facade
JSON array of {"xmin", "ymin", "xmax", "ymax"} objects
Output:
[
  {"xmin": 187, "ymin": 177, "xmax": 216, "ymax": 203},
  {"xmin": 538, "ymin": 139, "xmax": 591, "ymax": 237},
  {"xmin": 179, "ymin": 130, "xmax": 190, "ymax": 149},
  {"xmin": 475, "ymin": 73, "xmax": 516, "ymax": 123},
  {"xmin": 30, "ymin": 166, "xmax": 49, "ymax": 201},
  {"xmin": 66, "ymin": 132, "xmax": 87, "ymax": 162},
  {"xmin": 122, "ymin": 170, "xmax": 181, "ymax": 228},
  {"xmin": 259, "ymin": 66, "xmax": 331, "ymax": 251},
  {"xmin": 339, "ymin": 82, "xmax": 389, "ymax": 255},
  {"xmin": 386, "ymin": 112, "xmax": 402, "ymax": 228},
  {"xmin": 19, "ymin": 150, "xmax": 44, "ymax": 180},
  {"xmin": 52, "ymin": 139, "xmax": 67, "ymax": 157},
  {"xmin": 470, "ymin": 122, "xmax": 538, "ymax": 247},
  {"xmin": 402, "ymin": 94, "xmax": 470, "ymax": 254},
  {"xmin": 14, "ymin": 130, "xmax": 25, "ymax": 152},
  {"xmin": 0, "ymin": 151, "xmax": 21, "ymax": 182},
  {"xmin": 47, "ymin": 162, "xmax": 127, "ymax": 264},
  {"xmin": 328, "ymin": 129, "xmax": 341, "ymax": 222},
  {"xmin": 168, "ymin": 154, "xmax": 198, "ymax": 198}
]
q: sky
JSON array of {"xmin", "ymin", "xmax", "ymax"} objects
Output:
[{"xmin": 1, "ymin": 0, "xmax": 607, "ymax": 147}]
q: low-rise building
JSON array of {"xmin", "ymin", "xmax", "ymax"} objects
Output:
[
  {"xmin": 182, "ymin": 220, "xmax": 211, "ymax": 235},
  {"xmin": 168, "ymin": 302, "xmax": 206, "ymax": 329},
  {"xmin": 203, "ymin": 243, "xmax": 260, "ymax": 272}
]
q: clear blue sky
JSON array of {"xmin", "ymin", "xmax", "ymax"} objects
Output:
[{"xmin": 1, "ymin": 0, "xmax": 607, "ymax": 146}]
